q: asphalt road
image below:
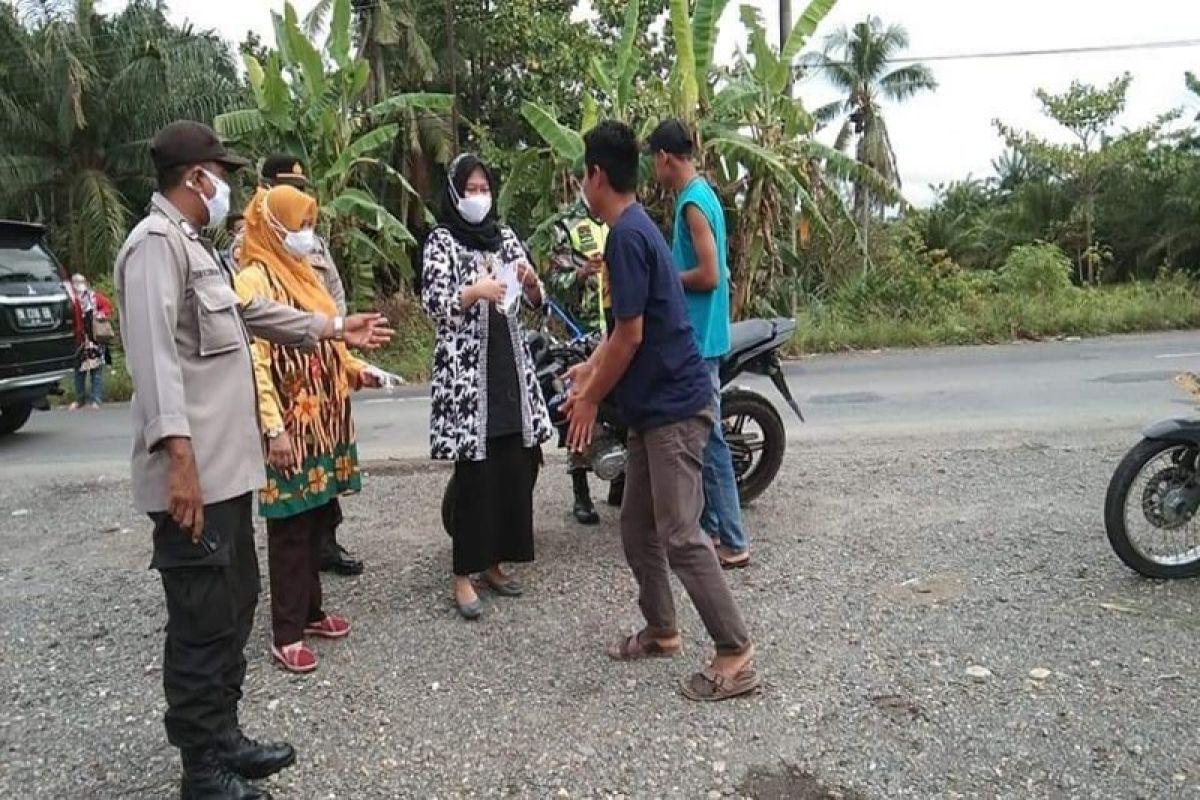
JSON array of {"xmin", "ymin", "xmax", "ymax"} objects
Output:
[{"xmin": 4, "ymin": 331, "xmax": 1199, "ymax": 480}]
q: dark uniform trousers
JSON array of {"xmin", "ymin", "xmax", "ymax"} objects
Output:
[
  {"xmin": 150, "ymin": 493, "xmax": 259, "ymax": 750},
  {"xmin": 318, "ymin": 497, "xmax": 344, "ymax": 562}
]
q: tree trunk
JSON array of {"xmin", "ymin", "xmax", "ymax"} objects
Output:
[{"xmin": 444, "ymin": 0, "xmax": 460, "ymax": 150}]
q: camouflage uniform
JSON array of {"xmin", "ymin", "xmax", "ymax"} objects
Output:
[
  {"xmin": 548, "ymin": 204, "xmax": 610, "ymax": 335},
  {"xmin": 547, "ymin": 205, "xmax": 623, "ymax": 523}
]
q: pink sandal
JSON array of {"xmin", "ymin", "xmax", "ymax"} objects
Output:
[
  {"xmin": 272, "ymin": 642, "xmax": 318, "ymax": 674},
  {"xmin": 303, "ymin": 614, "xmax": 351, "ymax": 639}
]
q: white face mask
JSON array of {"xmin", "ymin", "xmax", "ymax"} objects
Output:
[
  {"xmin": 457, "ymin": 192, "xmax": 492, "ymax": 225},
  {"xmin": 283, "ymin": 228, "xmax": 317, "ymax": 258},
  {"xmin": 190, "ymin": 168, "xmax": 230, "ymax": 228}
]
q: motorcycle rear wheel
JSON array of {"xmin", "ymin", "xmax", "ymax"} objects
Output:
[
  {"xmin": 442, "ymin": 455, "xmax": 543, "ymax": 538},
  {"xmin": 722, "ymin": 389, "xmax": 786, "ymax": 506},
  {"xmin": 1104, "ymin": 438, "xmax": 1200, "ymax": 579}
]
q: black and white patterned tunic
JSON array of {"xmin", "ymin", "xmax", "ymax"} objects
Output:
[{"xmin": 420, "ymin": 225, "xmax": 553, "ymax": 462}]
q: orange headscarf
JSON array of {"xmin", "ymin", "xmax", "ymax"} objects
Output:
[{"xmin": 240, "ymin": 185, "xmax": 337, "ymax": 316}]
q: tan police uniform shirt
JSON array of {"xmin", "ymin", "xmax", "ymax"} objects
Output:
[
  {"xmin": 309, "ymin": 235, "xmax": 347, "ymax": 315},
  {"xmin": 114, "ymin": 193, "xmax": 330, "ymax": 513}
]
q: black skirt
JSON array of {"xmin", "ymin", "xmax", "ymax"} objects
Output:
[{"xmin": 452, "ymin": 434, "xmax": 541, "ymax": 575}]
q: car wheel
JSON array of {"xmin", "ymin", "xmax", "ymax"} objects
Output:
[{"xmin": 0, "ymin": 403, "xmax": 34, "ymax": 435}]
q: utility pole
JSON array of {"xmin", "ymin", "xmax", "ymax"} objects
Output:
[
  {"xmin": 445, "ymin": 0, "xmax": 460, "ymax": 150},
  {"xmin": 780, "ymin": 0, "xmax": 793, "ymax": 96}
]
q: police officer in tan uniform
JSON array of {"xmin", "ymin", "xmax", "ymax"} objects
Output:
[
  {"xmin": 257, "ymin": 154, "xmax": 365, "ymax": 576},
  {"xmin": 115, "ymin": 121, "xmax": 391, "ymax": 800}
]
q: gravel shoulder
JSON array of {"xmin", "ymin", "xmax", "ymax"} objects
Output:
[{"xmin": 2, "ymin": 428, "xmax": 1199, "ymax": 799}]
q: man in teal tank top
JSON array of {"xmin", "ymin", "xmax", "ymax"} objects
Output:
[{"xmin": 647, "ymin": 119, "xmax": 749, "ymax": 567}]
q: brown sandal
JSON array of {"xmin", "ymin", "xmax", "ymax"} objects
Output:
[
  {"xmin": 606, "ymin": 631, "xmax": 682, "ymax": 661},
  {"xmin": 681, "ymin": 664, "xmax": 762, "ymax": 701},
  {"xmin": 719, "ymin": 552, "xmax": 751, "ymax": 570}
]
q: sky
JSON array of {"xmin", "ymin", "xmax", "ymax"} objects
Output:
[{"xmin": 98, "ymin": 0, "xmax": 1200, "ymax": 206}]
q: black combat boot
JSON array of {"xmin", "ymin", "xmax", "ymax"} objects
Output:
[
  {"xmin": 607, "ymin": 474, "xmax": 625, "ymax": 508},
  {"xmin": 571, "ymin": 468, "xmax": 600, "ymax": 525},
  {"xmin": 319, "ymin": 542, "xmax": 365, "ymax": 575},
  {"xmin": 180, "ymin": 748, "xmax": 271, "ymax": 800},
  {"xmin": 214, "ymin": 727, "xmax": 296, "ymax": 780}
]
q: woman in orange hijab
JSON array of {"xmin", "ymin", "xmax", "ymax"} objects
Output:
[{"xmin": 234, "ymin": 185, "xmax": 380, "ymax": 674}]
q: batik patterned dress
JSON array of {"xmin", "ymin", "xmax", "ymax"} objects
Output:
[{"xmin": 236, "ymin": 263, "xmax": 364, "ymax": 519}]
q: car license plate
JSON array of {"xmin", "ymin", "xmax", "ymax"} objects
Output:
[{"xmin": 12, "ymin": 305, "xmax": 55, "ymax": 329}]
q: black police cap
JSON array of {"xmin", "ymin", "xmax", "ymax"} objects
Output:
[
  {"xmin": 261, "ymin": 154, "xmax": 309, "ymax": 188},
  {"xmin": 150, "ymin": 120, "xmax": 250, "ymax": 173}
]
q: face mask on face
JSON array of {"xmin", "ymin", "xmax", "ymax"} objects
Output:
[
  {"xmin": 190, "ymin": 168, "xmax": 231, "ymax": 228},
  {"xmin": 283, "ymin": 228, "xmax": 317, "ymax": 258},
  {"xmin": 72, "ymin": 281, "xmax": 87, "ymax": 294},
  {"xmin": 448, "ymin": 171, "xmax": 493, "ymax": 225},
  {"xmin": 457, "ymin": 192, "xmax": 492, "ymax": 225}
]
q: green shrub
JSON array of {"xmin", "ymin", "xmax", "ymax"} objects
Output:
[
  {"xmin": 794, "ymin": 274, "xmax": 1200, "ymax": 354},
  {"xmin": 997, "ymin": 243, "xmax": 1073, "ymax": 296}
]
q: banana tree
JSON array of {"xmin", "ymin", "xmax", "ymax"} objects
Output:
[
  {"xmin": 495, "ymin": 0, "xmax": 644, "ymax": 256},
  {"xmin": 702, "ymin": 2, "xmax": 902, "ymax": 313},
  {"xmin": 214, "ymin": 0, "xmax": 452, "ymax": 306}
]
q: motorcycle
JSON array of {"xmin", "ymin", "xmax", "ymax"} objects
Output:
[
  {"xmin": 1104, "ymin": 372, "xmax": 1200, "ymax": 578},
  {"xmin": 442, "ymin": 298, "xmax": 803, "ymax": 536}
]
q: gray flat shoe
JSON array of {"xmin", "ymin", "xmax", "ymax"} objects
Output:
[
  {"xmin": 481, "ymin": 573, "xmax": 524, "ymax": 597},
  {"xmin": 455, "ymin": 597, "xmax": 483, "ymax": 620}
]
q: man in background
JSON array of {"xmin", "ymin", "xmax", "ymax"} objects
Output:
[
  {"xmin": 548, "ymin": 199, "xmax": 618, "ymax": 524},
  {"xmin": 646, "ymin": 119, "xmax": 750, "ymax": 569},
  {"xmin": 220, "ymin": 213, "xmax": 245, "ymax": 273},
  {"xmin": 259, "ymin": 154, "xmax": 365, "ymax": 577}
]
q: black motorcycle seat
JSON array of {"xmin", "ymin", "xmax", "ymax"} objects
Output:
[{"xmin": 727, "ymin": 319, "xmax": 775, "ymax": 358}]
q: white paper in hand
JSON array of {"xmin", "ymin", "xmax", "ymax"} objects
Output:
[
  {"xmin": 364, "ymin": 365, "xmax": 405, "ymax": 393},
  {"xmin": 497, "ymin": 260, "xmax": 522, "ymax": 315}
]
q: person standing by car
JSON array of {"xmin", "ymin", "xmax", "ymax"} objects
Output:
[
  {"xmin": 565, "ymin": 121, "xmax": 758, "ymax": 701},
  {"xmin": 258, "ymin": 154, "xmax": 364, "ymax": 577},
  {"xmin": 114, "ymin": 120, "xmax": 392, "ymax": 800},
  {"xmin": 647, "ymin": 119, "xmax": 750, "ymax": 569},
  {"xmin": 68, "ymin": 273, "xmax": 114, "ymax": 410},
  {"xmin": 421, "ymin": 153, "xmax": 553, "ymax": 620}
]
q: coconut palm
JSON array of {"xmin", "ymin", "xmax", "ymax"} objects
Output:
[
  {"xmin": 810, "ymin": 16, "xmax": 936, "ymax": 232},
  {"xmin": 0, "ymin": 0, "xmax": 241, "ymax": 278}
]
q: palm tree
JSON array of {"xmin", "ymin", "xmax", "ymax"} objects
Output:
[
  {"xmin": 810, "ymin": 16, "xmax": 936, "ymax": 233},
  {"xmin": 0, "ymin": 0, "xmax": 241, "ymax": 278},
  {"xmin": 304, "ymin": 0, "xmax": 437, "ymax": 104}
]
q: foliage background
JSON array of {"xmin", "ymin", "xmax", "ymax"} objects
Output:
[{"xmin": 3, "ymin": 0, "xmax": 1200, "ymax": 403}]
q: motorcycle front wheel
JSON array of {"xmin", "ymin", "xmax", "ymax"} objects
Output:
[
  {"xmin": 442, "ymin": 474, "xmax": 456, "ymax": 538},
  {"xmin": 1104, "ymin": 438, "xmax": 1200, "ymax": 579},
  {"xmin": 722, "ymin": 389, "xmax": 786, "ymax": 506}
]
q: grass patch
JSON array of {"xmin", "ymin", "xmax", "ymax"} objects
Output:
[{"xmin": 793, "ymin": 279, "xmax": 1200, "ymax": 354}]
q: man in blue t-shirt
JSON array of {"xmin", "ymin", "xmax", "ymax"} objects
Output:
[
  {"xmin": 564, "ymin": 120, "xmax": 758, "ymax": 702},
  {"xmin": 646, "ymin": 119, "xmax": 750, "ymax": 569}
]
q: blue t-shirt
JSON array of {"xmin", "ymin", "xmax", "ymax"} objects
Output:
[
  {"xmin": 672, "ymin": 177, "xmax": 731, "ymax": 359},
  {"xmin": 606, "ymin": 203, "xmax": 711, "ymax": 432}
]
